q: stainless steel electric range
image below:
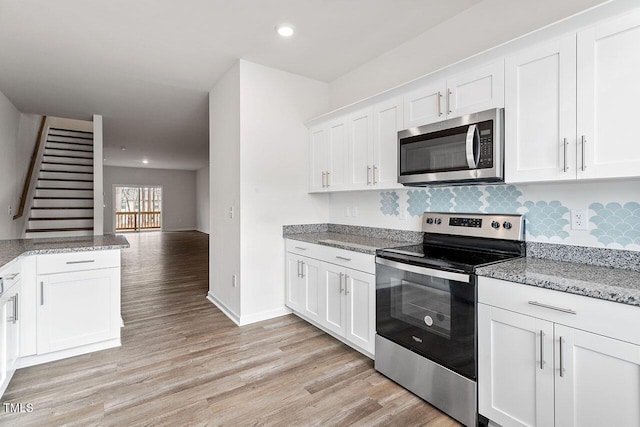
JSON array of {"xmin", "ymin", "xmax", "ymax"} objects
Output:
[{"xmin": 375, "ymin": 212, "xmax": 525, "ymax": 427}]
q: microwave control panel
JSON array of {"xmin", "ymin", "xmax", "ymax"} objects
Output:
[{"xmin": 477, "ymin": 120, "xmax": 493, "ymax": 169}]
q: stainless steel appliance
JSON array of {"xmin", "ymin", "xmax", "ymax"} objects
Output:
[
  {"xmin": 375, "ymin": 212, "xmax": 524, "ymax": 426},
  {"xmin": 398, "ymin": 108, "xmax": 504, "ymax": 186}
]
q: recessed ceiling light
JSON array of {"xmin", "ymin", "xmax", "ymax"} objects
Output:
[
  {"xmin": 121, "ymin": 146, "xmax": 127, "ymax": 151},
  {"xmin": 276, "ymin": 23, "xmax": 295, "ymax": 37},
  {"xmin": 142, "ymin": 159, "xmax": 149, "ymax": 164}
]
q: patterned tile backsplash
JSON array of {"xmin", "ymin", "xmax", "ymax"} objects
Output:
[{"xmin": 377, "ymin": 184, "xmax": 640, "ymax": 250}]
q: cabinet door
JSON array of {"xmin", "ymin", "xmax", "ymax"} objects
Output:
[
  {"xmin": 372, "ymin": 97, "xmax": 403, "ymax": 189},
  {"xmin": 403, "ymin": 80, "xmax": 446, "ymax": 129},
  {"xmin": 505, "ymin": 35, "xmax": 577, "ymax": 183},
  {"xmin": 37, "ymin": 268, "xmax": 120, "ymax": 354},
  {"xmin": 577, "ymin": 10, "xmax": 640, "ymax": 180},
  {"xmin": 320, "ymin": 264, "xmax": 346, "ymax": 337},
  {"xmin": 5, "ymin": 286, "xmax": 19, "ymax": 377},
  {"xmin": 344, "ymin": 269, "xmax": 375, "ymax": 355},
  {"xmin": 446, "ymin": 60, "xmax": 504, "ymax": 119},
  {"xmin": 309, "ymin": 125, "xmax": 328, "ymax": 192},
  {"xmin": 327, "ymin": 118, "xmax": 348, "ymax": 191},
  {"xmin": 478, "ymin": 304, "xmax": 554, "ymax": 427},
  {"xmin": 554, "ymin": 325, "xmax": 640, "ymax": 427},
  {"xmin": 348, "ymin": 107, "xmax": 374, "ymax": 190},
  {"xmin": 286, "ymin": 254, "xmax": 304, "ymax": 312},
  {"xmin": 0, "ymin": 294, "xmax": 8, "ymax": 388},
  {"xmin": 301, "ymin": 256, "xmax": 321, "ymax": 323}
]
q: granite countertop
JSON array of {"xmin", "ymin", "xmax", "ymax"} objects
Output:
[
  {"xmin": 0, "ymin": 234, "xmax": 130, "ymax": 270},
  {"xmin": 476, "ymin": 257, "xmax": 640, "ymax": 307},
  {"xmin": 284, "ymin": 231, "xmax": 412, "ymax": 255}
]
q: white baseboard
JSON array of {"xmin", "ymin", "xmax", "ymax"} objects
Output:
[
  {"xmin": 163, "ymin": 228, "xmax": 198, "ymax": 232},
  {"xmin": 17, "ymin": 338, "xmax": 121, "ymax": 369},
  {"xmin": 206, "ymin": 292, "xmax": 241, "ymax": 326},
  {"xmin": 239, "ymin": 306, "xmax": 292, "ymax": 326}
]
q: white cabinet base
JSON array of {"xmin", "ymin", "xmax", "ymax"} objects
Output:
[{"xmin": 16, "ymin": 338, "xmax": 121, "ymax": 369}]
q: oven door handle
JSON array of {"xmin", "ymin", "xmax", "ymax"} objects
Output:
[
  {"xmin": 465, "ymin": 124, "xmax": 480, "ymax": 169},
  {"xmin": 376, "ymin": 257, "xmax": 471, "ymax": 283}
]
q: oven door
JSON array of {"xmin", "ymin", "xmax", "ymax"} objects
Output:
[{"xmin": 376, "ymin": 257, "xmax": 476, "ymax": 380}]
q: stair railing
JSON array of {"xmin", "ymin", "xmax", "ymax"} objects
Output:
[{"xmin": 13, "ymin": 116, "xmax": 48, "ymax": 221}]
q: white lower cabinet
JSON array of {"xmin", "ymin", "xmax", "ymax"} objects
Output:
[
  {"xmin": 479, "ymin": 277, "xmax": 640, "ymax": 427},
  {"xmin": 0, "ymin": 277, "xmax": 21, "ymax": 397},
  {"xmin": 286, "ymin": 240, "xmax": 376, "ymax": 357},
  {"xmin": 36, "ymin": 267, "xmax": 121, "ymax": 354}
]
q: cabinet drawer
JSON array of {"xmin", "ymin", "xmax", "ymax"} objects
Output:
[
  {"xmin": 322, "ymin": 246, "xmax": 374, "ymax": 274},
  {"xmin": 0, "ymin": 259, "xmax": 22, "ymax": 295},
  {"xmin": 37, "ymin": 250, "xmax": 120, "ymax": 275},
  {"xmin": 286, "ymin": 240, "xmax": 325, "ymax": 259},
  {"xmin": 479, "ymin": 276, "xmax": 640, "ymax": 345}
]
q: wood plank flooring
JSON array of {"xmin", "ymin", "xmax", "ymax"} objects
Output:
[{"xmin": 0, "ymin": 231, "xmax": 460, "ymax": 426}]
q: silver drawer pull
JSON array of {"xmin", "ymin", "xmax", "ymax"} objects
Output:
[
  {"xmin": 66, "ymin": 260, "xmax": 96, "ymax": 265},
  {"xmin": 336, "ymin": 256, "xmax": 352, "ymax": 261},
  {"xmin": 2, "ymin": 273, "xmax": 19, "ymax": 280},
  {"xmin": 294, "ymin": 247, "xmax": 307, "ymax": 251},
  {"xmin": 528, "ymin": 301, "xmax": 576, "ymax": 315}
]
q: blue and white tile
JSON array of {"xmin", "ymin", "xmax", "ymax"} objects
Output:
[
  {"xmin": 485, "ymin": 185, "xmax": 524, "ymax": 214},
  {"xmin": 523, "ymin": 200, "xmax": 570, "ymax": 240},
  {"xmin": 426, "ymin": 188, "xmax": 454, "ymax": 212},
  {"xmin": 407, "ymin": 190, "xmax": 429, "ymax": 217},
  {"xmin": 590, "ymin": 202, "xmax": 640, "ymax": 248},
  {"xmin": 379, "ymin": 191, "xmax": 400, "ymax": 216},
  {"xmin": 452, "ymin": 186, "xmax": 485, "ymax": 213}
]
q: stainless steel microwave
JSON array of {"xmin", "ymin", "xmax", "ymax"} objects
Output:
[{"xmin": 398, "ymin": 108, "xmax": 504, "ymax": 186}]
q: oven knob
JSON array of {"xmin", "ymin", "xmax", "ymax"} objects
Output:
[
  {"xmin": 424, "ymin": 315, "xmax": 434, "ymax": 327},
  {"xmin": 426, "ymin": 218, "xmax": 434, "ymax": 224},
  {"xmin": 434, "ymin": 218, "xmax": 442, "ymax": 225},
  {"xmin": 491, "ymin": 220, "xmax": 500, "ymax": 229},
  {"xmin": 503, "ymin": 221, "xmax": 513, "ymax": 230}
]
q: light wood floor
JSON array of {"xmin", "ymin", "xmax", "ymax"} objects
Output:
[{"xmin": 0, "ymin": 231, "xmax": 460, "ymax": 426}]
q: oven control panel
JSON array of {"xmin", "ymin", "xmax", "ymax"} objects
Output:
[{"xmin": 422, "ymin": 213, "xmax": 524, "ymax": 240}]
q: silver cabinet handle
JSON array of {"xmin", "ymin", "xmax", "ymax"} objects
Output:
[
  {"xmin": 13, "ymin": 293, "xmax": 18, "ymax": 323},
  {"xmin": 528, "ymin": 301, "xmax": 576, "ymax": 315},
  {"xmin": 437, "ymin": 91, "xmax": 442, "ymax": 117},
  {"xmin": 321, "ymin": 171, "xmax": 326, "ymax": 188},
  {"xmin": 300, "ymin": 261, "xmax": 305, "ymax": 279},
  {"xmin": 294, "ymin": 246, "xmax": 307, "ymax": 251},
  {"xmin": 540, "ymin": 330, "xmax": 545, "ymax": 370},
  {"xmin": 373, "ymin": 165, "xmax": 378, "ymax": 184},
  {"xmin": 0, "ymin": 278, "xmax": 4, "ymax": 297},
  {"xmin": 581, "ymin": 135, "xmax": 587, "ymax": 171},
  {"xmin": 326, "ymin": 171, "xmax": 330, "ymax": 187},
  {"xmin": 559, "ymin": 336, "xmax": 566, "ymax": 377},
  {"xmin": 336, "ymin": 256, "xmax": 352, "ymax": 262},
  {"xmin": 297, "ymin": 260, "xmax": 301, "ymax": 278},
  {"xmin": 8, "ymin": 295, "xmax": 16, "ymax": 323},
  {"xmin": 40, "ymin": 281, "xmax": 44, "ymax": 306},
  {"xmin": 367, "ymin": 166, "xmax": 372, "ymax": 185},
  {"xmin": 66, "ymin": 260, "xmax": 95, "ymax": 265},
  {"xmin": 345, "ymin": 275, "xmax": 350, "ymax": 295},
  {"xmin": 339, "ymin": 272, "xmax": 344, "ymax": 293},
  {"xmin": 563, "ymin": 138, "xmax": 569, "ymax": 172},
  {"xmin": 447, "ymin": 89, "xmax": 452, "ymax": 114},
  {"xmin": 2, "ymin": 273, "xmax": 19, "ymax": 280}
]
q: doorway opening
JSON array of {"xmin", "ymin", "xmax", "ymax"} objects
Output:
[{"xmin": 114, "ymin": 186, "xmax": 162, "ymax": 232}]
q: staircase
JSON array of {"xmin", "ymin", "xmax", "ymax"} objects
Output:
[{"xmin": 20, "ymin": 118, "xmax": 97, "ymax": 239}]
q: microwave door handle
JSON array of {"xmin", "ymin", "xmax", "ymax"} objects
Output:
[{"xmin": 465, "ymin": 124, "xmax": 480, "ymax": 169}]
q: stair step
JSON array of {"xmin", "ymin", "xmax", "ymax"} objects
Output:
[
  {"xmin": 35, "ymin": 188, "xmax": 94, "ymax": 198},
  {"xmin": 44, "ymin": 148, "xmax": 93, "ymax": 159},
  {"xmin": 37, "ymin": 179, "xmax": 92, "ymax": 189},
  {"xmin": 27, "ymin": 227, "xmax": 93, "ymax": 232},
  {"xmin": 29, "ymin": 217, "xmax": 93, "ymax": 221},
  {"xmin": 42, "ymin": 155, "xmax": 93, "ymax": 166},
  {"xmin": 28, "ymin": 218, "xmax": 93, "ymax": 230},
  {"xmin": 39, "ymin": 171, "xmax": 93, "ymax": 181},
  {"xmin": 50, "ymin": 127, "xmax": 93, "ymax": 135},
  {"xmin": 33, "ymin": 198, "xmax": 94, "ymax": 208},
  {"xmin": 41, "ymin": 162, "xmax": 93, "ymax": 174},
  {"xmin": 47, "ymin": 136, "xmax": 93, "ymax": 145},
  {"xmin": 30, "ymin": 208, "xmax": 94, "ymax": 218},
  {"xmin": 46, "ymin": 141, "xmax": 94, "ymax": 152},
  {"xmin": 49, "ymin": 128, "xmax": 93, "ymax": 139},
  {"xmin": 24, "ymin": 229, "xmax": 94, "ymax": 239}
]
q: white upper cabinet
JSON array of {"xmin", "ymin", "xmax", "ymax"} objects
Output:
[
  {"xmin": 505, "ymin": 35, "xmax": 577, "ymax": 183},
  {"xmin": 403, "ymin": 60, "xmax": 505, "ymax": 129},
  {"xmin": 506, "ymin": 9, "xmax": 640, "ymax": 183},
  {"xmin": 309, "ymin": 125, "xmax": 327, "ymax": 192},
  {"xmin": 372, "ymin": 97, "xmax": 403, "ymax": 189},
  {"xmin": 327, "ymin": 118, "xmax": 349, "ymax": 191},
  {"xmin": 348, "ymin": 107, "xmax": 374, "ymax": 190},
  {"xmin": 577, "ymin": 9, "xmax": 640, "ymax": 179}
]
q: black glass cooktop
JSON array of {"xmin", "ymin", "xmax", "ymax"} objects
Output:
[{"xmin": 377, "ymin": 239, "xmax": 524, "ymax": 274}]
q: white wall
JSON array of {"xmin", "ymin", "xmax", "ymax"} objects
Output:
[
  {"xmin": 208, "ymin": 63, "xmax": 241, "ymax": 320},
  {"xmin": 93, "ymin": 115, "xmax": 104, "ymax": 236},
  {"xmin": 238, "ymin": 60, "xmax": 329, "ymax": 324},
  {"xmin": 0, "ymin": 89, "xmax": 20, "ymax": 239},
  {"xmin": 103, "ymin": 166, "xmax": 197, "ymax": 233},
  {"xmin": 328, "ymin": 0, "xmax": 608, "ymax": 109},
  {"xmin": 196, "ymin": 166, "xmax": 210, "ymax": 234}
]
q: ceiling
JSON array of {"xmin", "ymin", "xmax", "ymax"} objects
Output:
[{"xmin": 0, "ymin": 0, "xmax": 486, "ymax": 170}]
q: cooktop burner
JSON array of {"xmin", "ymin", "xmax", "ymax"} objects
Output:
[{"xmin": 376, "ymin": 212, "xmax": 526, "ymax": 273}]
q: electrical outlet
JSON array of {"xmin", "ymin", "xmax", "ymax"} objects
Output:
[
  {"xmin": 399, "ymin": 208, "xmax": 407, "ymax": 220},
  {"xmin": 229, "ymin": 206, "xmax": 234, "ymax": 219},
  {"xmin": 345, "ymin": 207, "xmax": 351, "ymax": 217},
  {"xmin": 352, "ymin": 206, "xmax": 358, "ymax": 217},
  {"xmin": 571, "ymin": 209, "xmax": 589, "ymax": 230},
  {"xmin": 8, "ymin": 205, "xmax": 11, "ymax": 216},
  {"xmin": 232, "ymin": 274, "xmax": 237, "ymax": 288}
]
